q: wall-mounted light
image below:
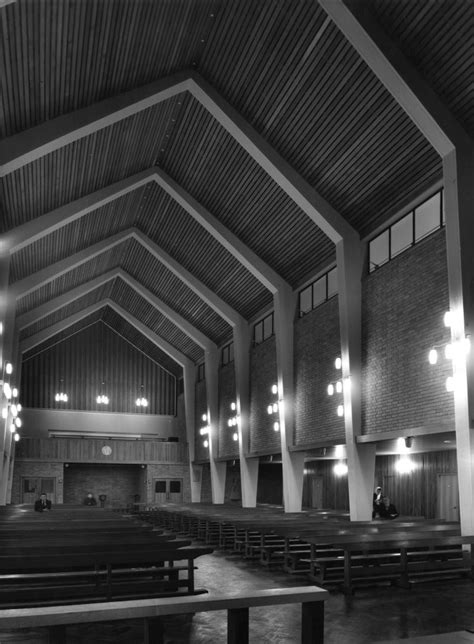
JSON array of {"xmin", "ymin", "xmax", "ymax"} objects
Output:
[
  {"xmin": 203, "ymin": 439, "xmax": 209, "ymax": 448},
  {"xmin": 14, "ymin": 433, "xmax": 20, "ymax": 442},
  {"xmin": 337, "ymin": 405, "xmax": 344, "ymax": 417},
  {"xmin": 271, "ymin": 384, "xmax": 278, "ymax": 395},
  {"xmin": 135, "ymin": 385, "xmax": 148, "ymax": 407},
  {"xmin": 273, "ymin": 421, "xmax": 279, "ymax": 432},
  {"xmin": 201, "ymin": 413, "xmax": 207, "ymax": 422},
  {"xmin": 334, "ymin": 462, "xmax": 348, "ymax": 476},
  {"xmin": 232, "ymin": 432, "xmax": 238, "ymax": 441},
  {"xmin": 335, "ymin": 357, "xmax": 342, "ymax": 370},
  {"xmin": 395, "ymin": 456, "xmax": 414, "ymax": 474}
]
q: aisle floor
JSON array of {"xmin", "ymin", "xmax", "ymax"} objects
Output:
[{"xmin": 2, "ymin": 549, "xmax": 474, "ymax": 643}]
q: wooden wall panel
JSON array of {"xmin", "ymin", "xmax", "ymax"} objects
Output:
[
  {"xmin": 15, "ymin": 437, "xmax": 187, "ymax": 464},
  {"xmin": 20, "ymin": 321, "xmax": 176, "ymax": 415}
]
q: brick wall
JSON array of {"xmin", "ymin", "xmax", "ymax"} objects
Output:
[
  {"xmin": 362, "ymin": 230, "xmax": 453, "ymax": 435},
  {"xmin": 218, "ymin": 362, "xmax": 239, "ymax": 458},
  {"xmin": 63, "ymin": 463, "xmax": 143, "ymax": 507},
  {"xmin": 249, "ymin": 337, "xmax": 280, "ymax": 453},
  {"xmin": 294, "ymin": 297, "xmax": 345, "ymax": 446},
  {"xmin": 145, "ymin": 463, "xmax": 191, "ymax": 503},
  {"xmin": 12, "ymin": 461, "xmax": 64, "ymax": 504}
]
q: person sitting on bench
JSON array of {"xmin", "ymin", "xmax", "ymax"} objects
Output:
[
  {"xmin": 380, "ymin": 496, "xmax": 399, "ymax": 519},
  {"xmin": 83, "ymin": 492, "xmax": 97, "ymax": 506},
  {"xmin": 34, "ymin": 492, "xmax": 52, "ymax": 512}
]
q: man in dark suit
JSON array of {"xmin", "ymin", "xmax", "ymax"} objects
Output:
[{"xmin": 34, "ymin": 492, "xmax": 52, "ymax": 512}]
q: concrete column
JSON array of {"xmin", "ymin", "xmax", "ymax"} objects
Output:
[
  {"xmin": 233, "ymin": 321, "xmax": 259, "ymax": 507},
  {"xmin": 273, "ymin": 287, "xmax": 305, "ymax": 513},
  {"xmin": 336, "ymin": 238, "xmax": 376, "ymax": 521},
  {"xmin": 205, "ymin": 345, "xmax": 226, "ymax": 503},
  {"xmin": 443, "ymin": 144, "xmax": 474, "ymax": 535},
  {"xmin": 0, "ymin": 252, "xmax": 15, "ymax": 506},
  {"xmin": 183, "ymin": 363, "xmax": 202, "ymax": 503}
]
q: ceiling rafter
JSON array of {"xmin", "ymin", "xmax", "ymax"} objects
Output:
[
  {"xmin": 6, "ymin": 166, "xmax": 289, "ymax": 294},
  {"xmin": 20, "ymin": 298, "xmax": 192, "ymax": 371},
  {"xmin": 0, "ymin": 71, "xmax": 356, "ymax": 244},
  {"xmin": 318, "ymin": 0, "xmax": 473, "ymax": 155},
  {"xmin": 13, "ymin": 228, "xmax": 242, "ymax": 330}
]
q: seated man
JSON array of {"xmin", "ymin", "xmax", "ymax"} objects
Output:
[
  {"xmin": 83, "ymin": 492, "xmax": 97, "ymax": 506},
  {"xmin": 382, "ymin": 497, "xmax": 399, "ymax": 520},
  {"xmin": 34, "ymin": 492, "xmax": 52, "ymax": 512}
]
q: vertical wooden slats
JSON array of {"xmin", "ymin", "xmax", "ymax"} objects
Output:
[{"xmin": 21, "ymin": 320, "xmax": 176, "ymax": 414}]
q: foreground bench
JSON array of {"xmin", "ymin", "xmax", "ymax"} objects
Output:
[
  {"xmin": 0, "ymin": 585, "xmax": 328, "ymax": 644},
  {"xmin": 0, "ymin": 545, "xmax": 213, "ymax": 607}
]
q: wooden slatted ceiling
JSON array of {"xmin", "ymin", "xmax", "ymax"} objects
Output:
[
  {"xmin": 1, "ymin": 0, "xmax": 217, "ymax": 137},
  {"xmin": 19, "ymin": 282, "xmax": 116, "ymax": 342},
  {"xmin": 371, "ymin": 0, "xmax": 474, "ymax": 138},
  {"xmin": 110, "ymin": 278, "xmax": 204, "ymax": 363},
  {"xmin": 21, "ymin": 309, "xmax": 104, "ymax": 361},
  {"xmin": 198, "ymin": 5, "xmax": 442, "ymax": 239},
  {"xmin": 102, "ymin": 308, "xmax": 183, "ymax": 378},
  {"xmin": 0, "ymin": 99, "xmax": 181, "ymax": 230},
  {"xmin": 9, "ymin": 189, "xmax": 143, "ymax": 283},
  {"xmin": 122, "ymin": 238, "xmax": 232, "ymax": 345},
  {"xmin": 162, "ymin": 96, "xmax": 335, "ymax": 286},
  {"xmin": 15, "ymin": 242, "xmax": 131, "ymax": 316},
  {"xmin": 137, "ymin": 182, "xmax": 272, "ymax": 319}
]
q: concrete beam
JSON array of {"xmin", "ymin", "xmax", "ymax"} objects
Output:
[{"xmin": 319, "ymin": 0, "xmax": 472, "ymax": 156}]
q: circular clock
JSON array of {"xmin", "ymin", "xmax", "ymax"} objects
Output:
[{"xmin": 101, "ymin": 445, "xmax": 112, "ymax": 456}]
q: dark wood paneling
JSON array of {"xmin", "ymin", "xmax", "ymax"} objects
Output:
[
  {"xmin": 20, "ymin": 321, "xmax": 176, "ymax": 414},
  {"xmin": 15, "ymin": 437, "xmax": 187, "ymax": 464}
]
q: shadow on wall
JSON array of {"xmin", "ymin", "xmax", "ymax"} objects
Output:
[{"xmin": 63, "ymin": 463, "xmax": 144, "ymax": 508}]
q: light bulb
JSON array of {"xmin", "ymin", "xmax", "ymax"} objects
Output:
[
  {"xmin": 14, "ymin": 433, "xmax": 20, "ymax": 442},
  {"xmin": 228, "ymin": 419, "xmax": 232, "ymax": 427},
  {"xmin": 271, "ymin": 384, "xmax": 278, "ymax": 395},
  {"xmin": 12, "ymin": 388, "xmax": 18, "ymax": 398},
  {"xmin": 273, "ymin": 421, "xmax": 280, "ymax": 432},
  {"xmin": 9, "ymin": 423, "xmax": 15, "ymax": 433},
  {"xmin": 443, "ymin": 311, "xmax": 452, "ymax": 328},
  {"xmin": 337, "ymin": 404, "xmax": 344, "ymax": 417},
  {"xmin": 10, "ymin": 404, "xmax": 17, "ymax": 417},
  {"xmin": 230, "ymin": 402, "xmax": 236, "ymax": 411},
  {"xmin": 15, "ymin": 418, "xmax": 21, "ymax": 428},
  {"xmin": 17, "ymin": 404, "xmax": 22, "ymax": 412},
  {"xmin": 55, "ymin": 393, "xmax": 60, "ymax": 402},
  {"xmin": 428, "ymin": 349, "xmax": 438, "ymax": 365},
  {"xmin": 336, "ymin": 381, "xmax": 343, "ymax": 393},
  {"xmin": 327, "ymin": 384, "xmax": 334, "ymax": 396},
  {"xmin": 201, "ymin": 414, "xmax": 207, "ymax": 422},
  {"xmin": 334, "ymin": 462, "xmax": 348, "ymax": 476},
  {"xmin": 203, "ymin": 440, "xmax": 209, "ymax": 448},
  {"xmin": 232, "ymin": 432, "xmax": 238, "ymax": 441},
  {"xmin": 335, "ymin": 357, "xmax": 342, "ymax": 369},
  {"xmin": 5, "ymin": 363, "xmax": 12, "ymax": 375},
  {"xmin": 445, "ymin": 376, "xmax": 454, "ymax": 392},
  {"xmin": 267, "ymin": 405, "xmax": 273, "ymax": 415},
  {"xmin": 272, "ymin": 402, "xmax": 278, "ymax": 413}
]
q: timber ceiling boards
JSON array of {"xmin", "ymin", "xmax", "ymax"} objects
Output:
[
  {"xmin": 2, "ymin": 0, "xmax": 470, "ymax": 370},
  {"xmin": 19, "ymin": 282, "xmax": 116, "ymax": 342},
  {"xmin": 21, "ymin": 310, "xmax": 105, "ymax": 362},
  {"xmin": 370, "ymin": 0, "xmax": 474, "ymax": 139}
]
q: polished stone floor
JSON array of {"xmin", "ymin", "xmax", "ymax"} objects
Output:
[{"xmin": 2, "ymin": 550, "xmax": 474, "ymax": 643}]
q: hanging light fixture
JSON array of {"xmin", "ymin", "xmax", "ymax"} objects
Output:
[
  {"xmin": 54, "ymin": 378, "xmax": 68, "ymax": 403},
  {"xmin": 135, "ymin": 385, "xmax": 148, "ymax": 407},
  {"xmin": 96, "ymin": 382, "xmax": 109, "ymax": 405}
]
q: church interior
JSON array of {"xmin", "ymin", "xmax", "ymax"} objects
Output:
[{"xmin": 1, "ymin": 0, "xmax": 474, "ymax": 642}]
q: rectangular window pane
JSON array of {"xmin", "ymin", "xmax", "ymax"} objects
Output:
[
  {"xmin": 391, "ymin": 213, "xmax": 413, "ymax": 258},
  {"xmin": 313, "ymin": 277, "xmax": 326, "ymax": 307},
  {"xmin": 155, "ymin": 481, "xmax": 166, "ymax": 493},
  {"xmin": 254, "ymin": 322, "xmax": 263, "ymax": 345},
  {"xmin": 369, "ymin": 230, "xmax": 389, "ymax": 271},
  {"xmin": 415, "ymin": 192, "xmax": 441, "ymax": 242},
  {"xmin": 299, "ymin": 285, "xmax": 312, "ymax": 315},
  {"xmin": 327, "ymin": 267, "xmax": 338, "ymax": 298},
  {"xmin": 169, "ymin": 480, "xmax": 181, "ymax": 493},
  {"xmin": 229, "ymin": 342, "xmax": 234, "ymax": 362},
  {"xmin": 263, "ymin": 314, "xmax": 273, "ymax": 339}
]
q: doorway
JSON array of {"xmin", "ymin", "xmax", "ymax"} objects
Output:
[
  {"xmin": 437, "ymin": 473, "xmax": 459, "ymax": 521},
  {"xmin": 154, "ymin": 478, "xmax": 183, "ymax": 503},
  {"xmin": 22, "ymin": 477, "xmax": 56, "ymax": 504},
  {"xmin": 311, "ymin": 476, "xmax": 324, "ymax": 509}
]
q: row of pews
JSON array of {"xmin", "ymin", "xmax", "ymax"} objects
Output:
[
  {"xmin": 0, "ymin": 504, "xmax": 328, "ymax": 643},
  {"xmin": 0, "ymin": 504, "xmax": 213, "ymax": 608},
  {"xmin": 135, "ymin": 503, "xmax": 474, "ymax": 595}
]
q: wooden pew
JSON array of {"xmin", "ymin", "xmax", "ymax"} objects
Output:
[
  {"xmin": 0, "ymin": 586, "xmax": 328, "ymax": 644},
  {"xmin": 0, "ymin": 545, "xmax": 214, "ymax": 607}
]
